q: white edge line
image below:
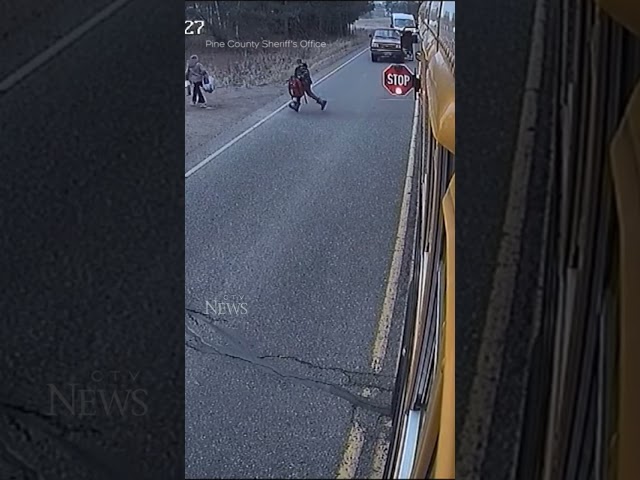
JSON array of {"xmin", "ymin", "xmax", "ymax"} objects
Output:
[
  {"xmin": 0, "ymin": 0, "xmax": 131, "ymax": 93},
  {"xmin": 185, "ymin": 47, "xmax": 369, "ymax": 179},
  {"xmin": 370, "ymin": 96, "xmax": 419, "ymax": 374},
  {"xmin": 457, "ymin": 0, "xmax": 548, "ymax": 478}
]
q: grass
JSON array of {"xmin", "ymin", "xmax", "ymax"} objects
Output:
[{"xmin": 185, "ymin": 33, "xmax": 368, "ymax": 88}]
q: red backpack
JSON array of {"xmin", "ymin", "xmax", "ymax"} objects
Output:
[{"xmin": 288, "ymin": 76, "xmax": 305, "ymax": 99}]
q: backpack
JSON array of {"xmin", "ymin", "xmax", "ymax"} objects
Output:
[{"xmin": 288, "ymin": 76, "xmax": 305, "ymax": 98}]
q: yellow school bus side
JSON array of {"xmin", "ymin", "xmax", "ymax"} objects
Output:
[
  {"xmin": 431, "ymin": 175, "xmax": 455, "ymax": 478},
  {"xmin": 423, "ymin": 50, "xmax": 455, "ymax": 155},
  {"xmin": 418, "ymin": 2, "xmax": 455, "ymax": 478},
  {"xmin": 385, "ymin": 2, "xmax": 454, "ymax": 478}
]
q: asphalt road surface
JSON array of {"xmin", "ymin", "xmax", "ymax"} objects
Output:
[
  {"xmin": 457, "ymin": 0, "xmax": 556, "ymax": 478},
  {"xmin": 0, "ymin": 0, "xmax": 115, "ymax": 83},
  {"xmin": 185, "ymin": 51, "xmax": 418, "ymax": 478},
  {"xmin": 0, "ymin": 0, "xmax": 556, "ymax": 477},
  {"xmin": 1, "ymin": 1, "xmax": 183, "ymax": 479}
]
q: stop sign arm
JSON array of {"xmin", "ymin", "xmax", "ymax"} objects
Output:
[{"xmin": 382, "ymin": 64, "xmax": 416, "ymax": 96}]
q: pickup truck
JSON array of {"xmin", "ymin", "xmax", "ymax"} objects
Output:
[{"xmin": 369, "ymin": 28, "xmax": 403, "ymax": 63}]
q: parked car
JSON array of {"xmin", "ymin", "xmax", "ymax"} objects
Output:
[{"xmin": 369, "ymin": 28, "xmax": 403, "ymax": 63}]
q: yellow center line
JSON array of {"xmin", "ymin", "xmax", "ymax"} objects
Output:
[
  {"xmin": 336, "ymin": 422, "xmax": 366, "ymax": 479},
  {"xmin": 336, "ymin": 96, "xmax": 420, "ymax": 479},
  {"xmin": 370, "ymin": 96, "xmax": 420, "ymax": 374}
]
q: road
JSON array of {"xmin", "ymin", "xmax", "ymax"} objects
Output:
[
  {"xmin": 185, "ymin": 51, "xmax": 418, "ymax": 478},
  {"xmin": 0, "ymin": 0, "xmax": 558, "ymax": 476},
  {"xmin": 456, "ymin": 0, "xmax": 556, "ymax": 478},
  {"xmin": 0, "ymin": 1, "xmax": 183, "ymax": 479}
]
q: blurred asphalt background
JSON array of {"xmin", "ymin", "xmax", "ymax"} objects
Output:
[
  {"xmin": 457, "ymin": 0, "xmax": 555, "ymax": 478},
  {"xmin": 0, "ymin": 0, "xmax": 555, "ymax": 478},
  {"xmin": 0, "ymin": 1, "xmax": 184, "ymax": 479}
]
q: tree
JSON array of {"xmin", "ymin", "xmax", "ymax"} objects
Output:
[{"xmin": 186, "ymin": 1, "xmax": 373, "ymax": 40}]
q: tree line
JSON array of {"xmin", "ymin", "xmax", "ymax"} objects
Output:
[
  {"xmin": 185, "ymin": 1, "xmax": 374, "ymax": 40},
  {"xmin": 384, "ymin": 1, "xmax": 420, "ymax": 18}
]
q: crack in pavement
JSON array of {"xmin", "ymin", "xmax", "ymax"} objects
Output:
[
  {"xmin": 185, "ymin": 308, "xmax": 394, "ymax": 393},
  {"xmin": 185, "ymin": 307, "xmax": 394, "ymax": 383},
  {"xmin": 0, "ymin": 433, "xmax": 43, "ymax": 480},
  {"xmin": 257, "ymin": 355, "xmax": 394, "ymax": 392},
  {"xmin": 185, "ymin": 319, "xmax": 391, "ymax": 416},
  {"xmin": 258, "ymin": 354, "xmax": 395, "ymax": 380},
  {"xmin": 0, "ymin": 402, "xmax": 139, "ymax": 480},
  {"xmin": 185, "ymin": 307, "xmax": 227, "ymax": 322},
  {"xmin": 186, "ymin": 308, "xmax": 254, "ymax": 351},
  {"xmin": 0, "ymin": 401, "xmax": 102, "ymax": 436}
]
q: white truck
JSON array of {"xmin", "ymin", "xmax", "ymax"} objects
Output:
[
  {"xmin": 390, "ymin": 13, "xmax": 417, "ymax": 34},
  {"xmin": 390, "ymin": 13, "xmax": 418, "ymax": 60}
]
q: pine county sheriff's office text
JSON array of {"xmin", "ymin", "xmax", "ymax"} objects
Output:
[{"xmin": 205, "ymin": 40, "xmax": 328, "ymax": 49}]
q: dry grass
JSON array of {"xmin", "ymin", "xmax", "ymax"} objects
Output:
[{"xmin": 185, "ymin": 33, "xmax": 367, "ymax": 88}]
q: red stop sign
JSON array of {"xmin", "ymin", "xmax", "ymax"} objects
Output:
[{"xmin": 382, "ymin": 64, "xmax": 414, "ymax": 96}]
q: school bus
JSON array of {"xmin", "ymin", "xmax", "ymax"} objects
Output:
[
  {"xmin": 521, "ymin": 1, "xmax": 640, "ymax": 479},
  {"xmin": 384, "ymin": 2, "xmax": 455, "ymax": 478}
]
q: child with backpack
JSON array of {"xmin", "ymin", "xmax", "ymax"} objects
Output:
[{"xmin": 287, "ymin": 59, "xmax": 327, "ymax": 112}]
